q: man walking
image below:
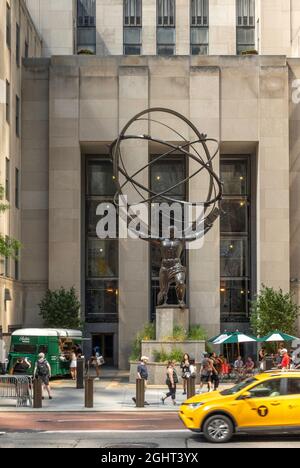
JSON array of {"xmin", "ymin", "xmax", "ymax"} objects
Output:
[
  {"xmin": 34, "ymin": 353, "xmax": 52, "ymax": 400},
  {"xmin": 199, "ymin": 352, "xmax": 214, "ymax": 393},
  {"xmin": 132, "ymin": 356, "xmax": 150, "ymax": 406}
]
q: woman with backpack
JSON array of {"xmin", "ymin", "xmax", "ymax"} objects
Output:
[
  {"xmin": 161, "ymin": 361, "xmax": 178, "ymax": 406},
  {"xmin": 34, "ymin": 353, "xmax": 52, "ymax": 400}
]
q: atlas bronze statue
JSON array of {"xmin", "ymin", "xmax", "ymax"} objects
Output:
[{"xmin": 110, "ymin": 108, "xmax": 223, "ymax": 308}]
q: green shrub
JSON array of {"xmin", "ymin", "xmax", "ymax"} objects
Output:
[
  {"xmin": 39, "ymin": 287, "xmax": 82, "ymax": 329},
  {"xmin": 129, "ymin": 322, "xmax": 156, "ymax": 361},
  {"xmin": 153, "ymin": 348, "xmax": 184, "ymax": 363},
  {"xmin": 188, "ymin": 325, "xmax": 208, "ymax": 341}
]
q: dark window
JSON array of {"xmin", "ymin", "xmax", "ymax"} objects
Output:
[
  {"xmin": 4, "ymin": 236, "xmax": 9, "ymax": 277},
  {"xmin": 220, "ymin": 157, "xmax": 251, "ymax": 323},
  {"xmin": 16, "ymin": 23, "xmax": 20, "ymax": 66},
  {"xmin": 5, "ymin": 158, "xmax": 10, "ymax": 202},
  {"xmin": 6, "ymin": 81, "xmax": 10, "ymax": 124},
  {"xmin": 236, "ymin": 0, "xmax": 255, "ymax": 54},
  {"xmin": 6, "ymin": 3, "xmax": 11, "ymax": 48},
  {"xmin": 287, "ymin": 379, "xmax": 300, "ymax": 395},
  {"xmin": 16, "ymin": 95, "xmax": 20, "ymax": 137},
  {"xmin": 87, "ymin": 239, "xmax": 118, "ymax": 278},
  {"xmin": 15, "ymin": 168, "xmax": 19, "ymax": 209},
  {"xmin": 25, "ymin": 40, "xmax": 29, "ymax": 58},
  {"xmin": 87, "ymin": 160, "xmax": 116, "ymax": 197},
  {"xmin": 15, "ymin": 248, "xmax": 19, "ymax": 281},
  {"xmin": 150, "ymin": 156, "xmax": 187, "ymax": 320},
  {"xmin": 124, "ymin": 27, "xmax": 142, "ymax": 55},
  {"xmin": 124, "ymin": 0, "xmax": 142, "ymax": 26},
  {"xmin": 157, "ymin": 0, "xmax": 175, "ymax": 55},
  {"xmin": 249, "ymin": 380, "xmax": 282, "ymax": 399},
  {"xmin": 13, "ymin": 344, "xmax": 36, "ymax": 354},
  {"xmin": 77, "ymin": 0, "xmax": 96, "ymax": 53},
  {"xmin": 86, "ymin": 158, "xmax": 118, "ymax": 323},
  {"xmin": 191, "ymin": 0, "xmax": 209, "ymax": 55}
]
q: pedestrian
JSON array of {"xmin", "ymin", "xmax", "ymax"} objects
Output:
[
  {"xmin": 281, "ymin": 349, "xmax": 291, "ymax": 371},
  {"xmin": 132, "ymin": 356, "xmax": 150, "ymax": 406},
  {"xmin": 34, "ymin": 353, "xmax": 52, "ymax": 400},
  {"xmin": 91, "ymin": 347, "xmax": 104, "ymax": 381},
  {"xmin": 199, "ymin": 352, "xmax": 214, "ymax": 393},
  {"xmin": 244, "ymin": 356, "xmax": 255, "ymax": 376},
  {"xmin": 210, "ymin": 353, "xmax": 222, "ymax": 391},
  {"xmin": 180, "ymin": 353, "xmax": 191, "ymax": 395},
  {"xmin": 70, "ymin": 350, "xmax": 77, "ymax": 380},
  {"xmin": 161, "ymin": 361, "xmax": 178, "ymax": 406},
  {"xmin": 13, "ymin": 357, "xmax": 31, "ymax": 375},
  {"xmin": 234, "ymin": 356, "xmax": 244, "ymax": 382}
]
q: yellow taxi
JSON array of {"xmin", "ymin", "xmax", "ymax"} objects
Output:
[{"xmin": 179, "ymin": 371, "xmax": 300, "ymax": 443}]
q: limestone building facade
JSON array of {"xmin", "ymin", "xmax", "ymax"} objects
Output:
[{"xmin": 2, "ymin": 1, "xmax": 300, "ymax": 368}]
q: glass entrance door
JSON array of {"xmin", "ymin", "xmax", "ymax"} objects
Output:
[{"xmin": 92, "ymin": 334, "xmax": 114, "ymax": 366}]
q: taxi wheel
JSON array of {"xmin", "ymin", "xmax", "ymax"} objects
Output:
[{"xmin": 202, "ymin": 415, "xmax": 234, "ymax": 444}]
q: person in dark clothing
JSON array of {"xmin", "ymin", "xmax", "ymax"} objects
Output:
[
  {"xmin": 13, "ymin": 357, "xmax": 31, "ymax": 375},
  {"xmin": 180, "ymin": 353, "xmax": 191, "ymax": 395},
  {"xmin": 161, "ymin": 361, "xmax": 179, "ymax": 406},
  {"xmin": 132, "ymin": 356, "xmax": 150, "ymax": 406},
  {"xmin": 210, "ymin": 353, "xmax": 222, "ymax": 391}
]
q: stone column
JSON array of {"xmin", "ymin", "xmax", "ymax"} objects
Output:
[
  {"xmin": 189, "ymin": 65, "xmax": 221, "ymax": 339},
  {"xmin": 209, "ymin": 0, "xmax": 236, "ymax": 55},
  {"xmin": 22, "ymin": 59, "xmax": 50, "ymax": 327},
  {"xmin": 176, "ymin": 0, "xmax": 190, "ymax": 55},
  {"xmin": 48, "ymin": 59, "xmax": 81, "ymax": 296},
  {"xmin": 143, "ymin": 0, "xmax": 157, "ymax": 55},
  {"xmin": 259, "ymin": 63, "xmax": 290, "ymax": 293},
  {"xmin": 118, "ymin": 65, "xmax": 150, "ymax": 369},
  {"xmin": 96, "ymin": 0, "xmax": 123, "ymax": 55}
]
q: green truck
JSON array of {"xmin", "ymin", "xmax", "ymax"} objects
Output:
[{"xmin": 7, "ymin": 328, "xmax": 83, "ymax": 377}]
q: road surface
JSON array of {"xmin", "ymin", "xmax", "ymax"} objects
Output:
[{"xmin": 1, "ymin": 412, "xmax": 300, "ymax": 448}]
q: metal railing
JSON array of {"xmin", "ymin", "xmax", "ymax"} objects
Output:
[{"xmin": 0, "ymin": 375, "xmax": 33, "ymax": 407}]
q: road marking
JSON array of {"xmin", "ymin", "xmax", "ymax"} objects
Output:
[
  {"xmin": 41, "ymin": 419, "xmax": 157, "ymax": 423},
  {"xmin": 42, "ymin": 429, "xmax": 190, "ymax": 434}
]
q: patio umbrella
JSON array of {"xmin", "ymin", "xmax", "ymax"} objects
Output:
[
  {"xmin": 214, "ymin": 331, "xmax": 258, "ymax": 357},
  {"xmin": 259, "ymin": 331, "xmax": 298, "ymax": 343},
  {"xmin": 208, "ymin": 332, "xmax": 231, "ymax": 344}
]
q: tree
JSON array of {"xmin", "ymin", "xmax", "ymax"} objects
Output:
[
  {"xmin": 251, "ymin": 285, "xmax": 300, "ymax": 337},
  {"xmin": 39, "ymin": 287, "xmax": 82, "ymax": 329},
  {"xmin": 0, "ymin": 184, "xmax": 21, "ymax": 259}
]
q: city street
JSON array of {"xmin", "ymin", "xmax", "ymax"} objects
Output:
[{"xmin": 0, "ymin": 412, "xmax": 300, "ymax": 448}]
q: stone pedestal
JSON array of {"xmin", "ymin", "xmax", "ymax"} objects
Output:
[
  {"xmin": 156, "ymin": 306, "xmax": 189, "ymax": 341},
  {"xmin": 130, "ymin": 306, "xmax": 205, "ymax": 384}
]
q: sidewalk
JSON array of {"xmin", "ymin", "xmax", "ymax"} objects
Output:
[{"xmin": 0, "ymin": 369, "xmax": 233, "ymax": 412}]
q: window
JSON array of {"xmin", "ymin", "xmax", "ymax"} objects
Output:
[
  {"xmin": 15, "ymin": 168, "xmax": 19, "ymax": 209},
  {"xmin": 236, "ymin": 0, "xmax": 255, "ymax": 54},
  {"xmin": 77, "ymin": 0, "xmax": 96, "ymax": 54},
  {"xmin": 220, "ymin": 158, "xmax": 251, "ymax": 323},
  {"xmin": 124, "ymin": 0, "xmax": 142, "ymax": 55},
  {"xmin": 5, "ymin": 158, "xmax": 10, "ymax": 202},
  {"xmin": 86, "ymin": 158, "xmax": 118, "ymax": 323},
  {"xmin": 6, "ymin": 81, "xmax": 10, "ymax": 124},
  {"xmin": 287, "ymin": 379, "xmax": 300, "ymax": 395},
  {"xmin": 4, "ymin": 236, "xmax": 9, "ymax": 277},
  {"xmin": 15, "ymin": 248, "xmax": 19, "ymax": 281},
  {"xmin": 150, "ymin": 156, "xmax": 187, "ymax": 320},
  {"xmin": 190, "ymin": 0, "xmax": 209, "ymax": 55},
  {"xmin": 124, "ymin": 0, "xmax": 142, "ymax": 26},
  {"xmin": 16, "ymin": 23, "xmax": 20, "ymax": 66},
  {"xmin": 248, "ymin": 380, "xmax": 282, "ymax": 399},
  {"xmin": 25, "ymin": 40, "xmax": 29, "ymax": 58},
  {"xmin": 16, "ymin": 95, "xmax": 20, "ymax": 137},
  {"xmin": 6, "ymin": 3, "xmax": 11, "ymax": 48},
  {"xmin": 157, "ymin": 0, "xmax": 176, "ymax": 55}
]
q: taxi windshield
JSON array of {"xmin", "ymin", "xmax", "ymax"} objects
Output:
[{"xmin": 220, "ymin": 377, "xmax": 258, "ymax": 396}]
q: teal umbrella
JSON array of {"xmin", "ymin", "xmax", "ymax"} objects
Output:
[
  {"xmin": 214, "ymin": 331, "xmax": 258, "ymax": 357},
  {"xmin": 208, "ymin": 332, "xmax": 230, "ymax": 344},
  {"xmin": 259, "ymin": 331, "xmax": 298, "ymax": 343}
]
